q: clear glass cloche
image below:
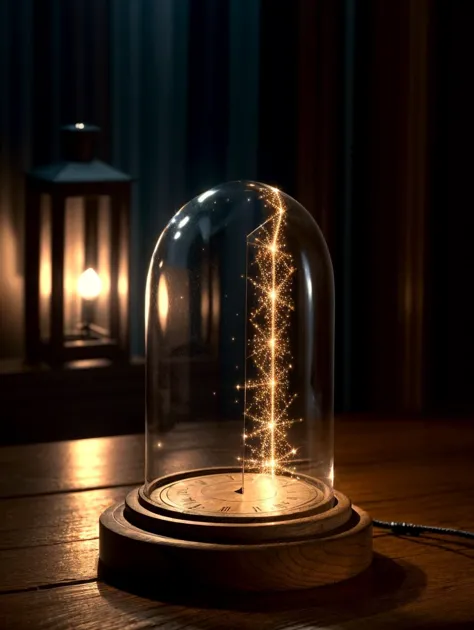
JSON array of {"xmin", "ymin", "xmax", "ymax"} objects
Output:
[{"xmin": 144, "ymin": 181, "xmax": 334, "ymax": 512}]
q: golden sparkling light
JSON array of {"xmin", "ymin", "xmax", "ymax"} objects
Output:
[{"xmin": 242, "ymin": 188, "xmax": 299, "ymax": 479}]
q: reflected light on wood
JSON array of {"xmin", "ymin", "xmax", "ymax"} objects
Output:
[{"xmin": 68, "ymin": 438, "xmax": 113, "ymax": 488}]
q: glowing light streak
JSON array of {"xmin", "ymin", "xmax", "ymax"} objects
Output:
[
  {"xmin": 197, "ymin": 189, "xmax": 216, "ymax": 203},
  {"xmin": 242, "ymin": 188, "xmax": 299, "ymax": 484}
]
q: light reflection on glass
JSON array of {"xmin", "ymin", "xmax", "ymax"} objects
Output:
[
  {"xmin": 178, "ymin": 216, "xmax": 190, "ymax": 229},
  {"xmin": 197, "ymin": 190, "xmax": 216, "ymax": 203},
  {"xmin": 158, "ymin": 273, "xmax": 169, "ymax": 332}
]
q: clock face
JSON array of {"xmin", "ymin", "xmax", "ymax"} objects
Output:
[{"xmin": 149, "ymin": 471, "xmax": 326, "ymax": 520}]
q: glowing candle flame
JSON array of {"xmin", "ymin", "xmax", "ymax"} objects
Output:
[{"xmin": 77, "ymin": 268, "xmax": 102, "ymax": 300}]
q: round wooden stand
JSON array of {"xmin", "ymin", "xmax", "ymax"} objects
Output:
[{"xmin": 100, "ymin": 473, "xmax": 372, "ymax": 591}]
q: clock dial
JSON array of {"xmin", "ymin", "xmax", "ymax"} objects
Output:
[{"xmin": 149, "ymin": 471, "xmax": 327, "ymax": 519}]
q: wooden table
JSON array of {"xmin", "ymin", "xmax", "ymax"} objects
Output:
[{"xmin": 1, "ymin": 416, "xmax": 473, "ymax": 628}]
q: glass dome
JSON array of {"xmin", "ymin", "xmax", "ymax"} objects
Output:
[{"xmin": 144, "ymin": 181, "xmax": 334, "ymax": 505}]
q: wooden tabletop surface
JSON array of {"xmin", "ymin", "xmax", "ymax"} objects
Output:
[{"xmin": 1, "ymin": 416, "xmax": 473, "ymax": 629}]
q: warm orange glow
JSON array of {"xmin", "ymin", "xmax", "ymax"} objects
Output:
[
  {"xmin": 158, "ymin": 274, "xmax": 169, "ymax": 332},
  {"xmin": 118, "ymin": 274, "xmax": 128, "ymax": 297},
  {"xmin": 77, "ymin": 268, "xmax": 102, "ymax": 300},
  {"xmin": 68, "ymin": 437, "xmax": 106, "ymax": 487},
  {"xmin": 40, "ymin": 261, "xmax": 52, "ymax": 298}
]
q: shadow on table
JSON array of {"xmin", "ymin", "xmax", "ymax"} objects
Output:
[
  {"xmin": 392, "ymin": 533, "xmax": 474, "ymax": 559},
  {"xmin": 97, "ymin": 552, "xmax": 426, "ymax": 626}
]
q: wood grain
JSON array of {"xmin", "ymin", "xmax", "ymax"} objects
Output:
[
  {"xmin": 0, "ymin": 486, "xmax": 135, "ymax": 550},
  {"xmin": 100, "ymin": 497, "xmax": 371, "ymax": 591},
  {"xmin": 0, "ymin": 539, "xmax": 99, "ymax": 594},
  {"xmin": 1, "ymin": 536, "xmax": 474, "ymax": 630},
  {"xmin": 0, "ymin": 417, "xmax": 473, "ymax": 627},
  {"xmin": 2, "ymin": 417, "xmax": 473, "ymax": 498},
  {"xmin": 0, "ymin": 435, "xmax": 143, "ymax": 498},
  {"xmin": 0, "ymin": 451, "xmax": 473, "ymax": 596}
]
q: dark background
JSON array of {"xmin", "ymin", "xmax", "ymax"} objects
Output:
[{"xmin": 1, "ymin": 0, "xmax": 473, "ymax": 443}]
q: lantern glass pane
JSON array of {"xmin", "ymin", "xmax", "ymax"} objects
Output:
[
  {"xmin": 64, "ymin": 197, "xmax": 85, "ymax": 337},
  {"xmin": 95, "ymin": 196, "xmax": 112, "ymax": 335},
  {"xmin": 64, "ymin": 196, "xmax": 112, "ymax": 342},
  {"xmin": 144, "ymin": 181, "xmax": 335, "ymax": 503}
]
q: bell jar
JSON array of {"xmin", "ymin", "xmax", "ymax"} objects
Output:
[
  {"xmin": 144, "ymin": 181, "xmax": 334, "ymax": 508},
  {"xmin": 100, "ymin": 181, "xmax": 372, "ymax": 591}
]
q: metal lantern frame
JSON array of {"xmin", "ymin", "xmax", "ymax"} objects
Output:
[{"xmin": 24, "ymin": 125, "xmax": 131, "ymax": 366}]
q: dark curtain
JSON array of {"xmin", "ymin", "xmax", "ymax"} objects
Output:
[
  {"xmin": 1, "ymin": 0, "xmax": 473, "ymax": 415},
  {"xmin": 0, "ymin": 0, "xmax": 261, "ymax": 359}
]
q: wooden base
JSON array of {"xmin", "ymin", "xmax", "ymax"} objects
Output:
[{"xmin": 100, "ymin": 485, "xmax": 372, "ymax": 591}]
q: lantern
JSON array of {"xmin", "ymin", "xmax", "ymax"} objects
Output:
[
  {"xmin": 24, "ymin": 124, "xmax": 131, "ymax": 366},
  {"xmin": 100, "ymin": 181, "xmax": 372, "ymax": 591}
]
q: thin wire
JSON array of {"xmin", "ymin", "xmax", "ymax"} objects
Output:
[{"xmin": 373, "ymin": 520, "xmax": 474, "ymax": 540}]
